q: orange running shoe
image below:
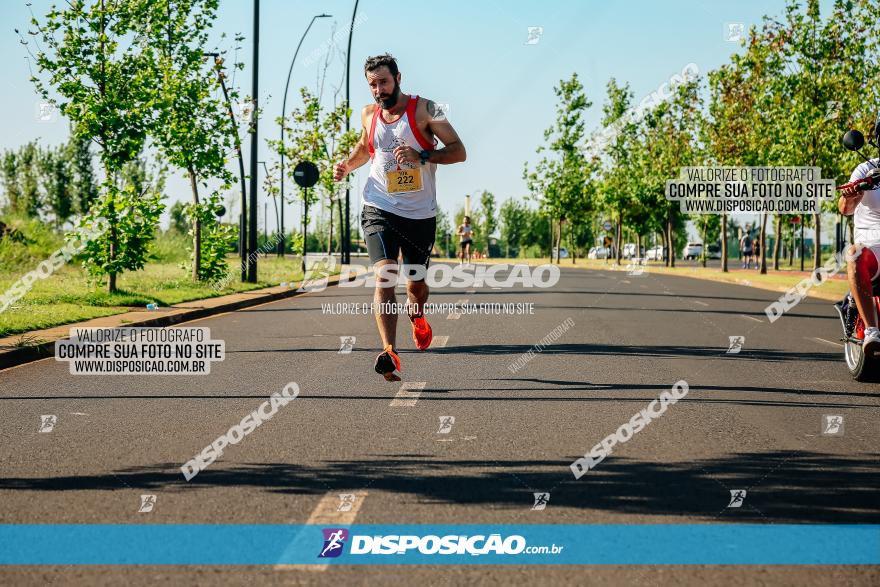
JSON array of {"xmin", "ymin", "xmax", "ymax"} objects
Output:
[
  {"xmin": 410, "ymin": 312, "xmax": 432, "ymax": 350},
  {"xmin": 374, "ymin": 344, "xmax": 402, "ymax": 382}
]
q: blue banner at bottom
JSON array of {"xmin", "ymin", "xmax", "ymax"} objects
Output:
[{"xmin": 0, "ymin": 524, "xmax": 877, "ymax": 565}]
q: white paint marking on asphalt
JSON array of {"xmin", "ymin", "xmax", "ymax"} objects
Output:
[
  {"xmin": 740, "ymin": 314, "xmax": 764, "ymax": 323},
  {"xmin": 448, "ymin": 298, "xmax": 468, "ymax": 320},
  {"xmin": 694, "ymin": 301, "xmax": 709, "ymax": 307},
  {"xmin": 811, "ymin": 337, "xmax": 844, "ymax": 348},
  {"xmin": 465, "ymin": 289, "xmax": 476, "ymax": 294},
  {"xmin": 389, "ymin": 381, "xmax": 427, "ymax": 407},
  {"xmin": 433, "ymin": 335, "xmax": 449, "ymax": 348},
  {"xmin": 621, "ymin": 280, "xmax": 631, "ymax": 284},
  {"xmin": 274, "ymin": 491, "xmax": 368, "ymax": 571}
]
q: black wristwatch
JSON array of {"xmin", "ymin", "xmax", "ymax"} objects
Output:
[{"xmin": 419, "ymin": 150, "xmax": 430, "ymax": 165}]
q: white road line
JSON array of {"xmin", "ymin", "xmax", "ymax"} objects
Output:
[
  {"xmin": 389, "ymin": 381, "xmax": 427, "ymax": 407},
  {"xmin": 811, "ymin": 337, "xmax": 844, "ymax": 348},
  {"xmin": 448, "ymin": 298, "xmax": 468, "ymax": 320},
  {"xmin": 694, "ymin": 301, "xmax": 709, "ymax": 307},
  {"xmin": 433, "ymin": 335, "xmax": 449, "ymax": 348},
  {"xmin": 275, "ymin": 491, "xmax": 368, "ymax": 571},
  {"xmin": 621, "ymin": 280, "xmax": 631, "ymax": 284},
  {"xmin": 740, "ymin": 314, "xmax": 764, "ymax": 323}
]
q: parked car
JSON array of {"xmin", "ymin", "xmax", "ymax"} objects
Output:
[
  {"xmin": 707, "ymin": 244, "xmax": 722, "ymax": 259},
  {"xmin": 646, "ymin": 245, "xmax": 666, "ymax": 261},
  {"xmin": 622, "ymin": 243, "xmax": 645, "ymax": 259},
  {"xmin": 683, "ymin": 242, "xmax": 703, "ymax": 260},
  {"xmin": 552, "ymin": 247, "xmax": 569, "ymax": 259},
  {"xmin": 588, "ymin": 246, "xmax": 611, "ymax": 259}
]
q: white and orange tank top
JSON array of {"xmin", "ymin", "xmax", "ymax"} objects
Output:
[{"xmin": 363, "ymin": 94, "xmax": 438, "ymax": 220}]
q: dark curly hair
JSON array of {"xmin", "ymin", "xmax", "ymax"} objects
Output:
[{"xmin": 364, "ymin": 53, "xmax": 399, "ymax": 78}]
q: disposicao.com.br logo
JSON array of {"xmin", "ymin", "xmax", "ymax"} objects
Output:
[{"xmin": 318, "ymin": 530, "xmax": 563, "ymax": 558}]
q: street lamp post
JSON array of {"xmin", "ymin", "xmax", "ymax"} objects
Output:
[
  {"xmin": 343, "ymin": 0, "xmax": 360, "ymax": 265},
  {"xmin": 280, "ymin": 13, "xmax": 331, "ymax": 259},
  {"xmin": 247, "ymin": 0, "xmax": 260, "ymax": 283}
]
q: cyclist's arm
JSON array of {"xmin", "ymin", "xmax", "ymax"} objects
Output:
[{"xmin": 840, "ymin": 165, "xmax": 867, "ymax": 215}]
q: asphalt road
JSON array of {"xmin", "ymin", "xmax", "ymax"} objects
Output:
[{"xmin": 0, "ymin": 262, "xmax": 878, "ymax": 586}]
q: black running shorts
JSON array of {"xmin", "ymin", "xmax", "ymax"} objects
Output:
[{"xmin": 361, "ymin": 205, "xmax": 436, "ymax": 270}]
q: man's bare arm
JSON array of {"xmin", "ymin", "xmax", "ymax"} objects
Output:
[
  {"xmin": 422, "ymin": 99, "xmax": 466, "ymax": 165},
  {"xmin": 334, "ymin": 106, "xmax": 373, "ymax": 181}
]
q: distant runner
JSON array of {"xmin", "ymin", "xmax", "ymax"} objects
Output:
[
  {"xmin": 334, "ymin": 53, "xmax": 467, "ymax": 381},
  {"xmin": 457, "ymin": 216, "xmax": 474, "ymax": 265}
]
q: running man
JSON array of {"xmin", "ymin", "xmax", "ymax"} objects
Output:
[
  {"xmin": 334, "ymin": 53, "xmax": 467, "ymax": 381},
  {"xmin": 457, "ymin": 216, "xmax": 474, "ymax": 265}
]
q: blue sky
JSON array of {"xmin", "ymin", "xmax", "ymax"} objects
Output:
[{"xmin": 0, "ymin": 0, "xmax": 833, "ymax": 234}]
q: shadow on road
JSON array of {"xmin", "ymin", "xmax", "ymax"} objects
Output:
[
  {"xmin": 0, "ymin": 451, "xmax": 876, "ymax": 523},
  {"xmin": 226, "ymin": 343, "xmax": 837, "ymax": 363}
]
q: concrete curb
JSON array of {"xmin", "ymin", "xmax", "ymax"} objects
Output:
[{"xmin": 0, "ymin": 276, "xmax": 342, "ymax": 371}]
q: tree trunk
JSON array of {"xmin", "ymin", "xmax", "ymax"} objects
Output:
[
  {"xmin": 549, "ymin": 216, "xmax": 555, "ymax": 264},
  {"xmin": 813, "ymin": 212, "xmax": 821, "ymax": 270},
  {"xmin": 615, "ymin": 211, "xmax": 623, "ymax": 265},
  {"xmin": 759, "ymin": 213, "xmax": 768, "ymax": 275},
  {"xmin": 772, "ymin": 216, "xmax": 782, "ymax": 271},
  {"xmin": 788, "ymin": 222, "xmax": 795, "ymax": 267},
  {"xmin": 636, "ymin": 233, "xmax": 642, "ymax": 263},
  {"xmin": 106, "ymin": 166, "xmax": 117, "ymax": 293},
  {"xmin": 667, "ymin": 215, "xmax": 675, "ymax": 268},
  {"xmin": 721, "ymin": 212, "xmax": 728, "ymax": 272},
  {"xmin": 188, "ymin": 166, "xmax": 201, "ymax": 282},
  {"xmin": 555, "ymin": 219, "xmax": 563, "ymax": 264}
]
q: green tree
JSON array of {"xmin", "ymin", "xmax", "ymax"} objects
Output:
[
  {"xmin": 39, "ymin": 144, "xmax": 74, "ymax": 228},
  {"xmin": 27, "ymin": 0, "xmax": 164, "ymax": 292},
  {"xmin": 478, "ymin": 190, "xmax": 497, "ymax": 239},
  {"xmin": 269, "ymin": 88, "xmax": 358, "ymax": 263},
  {"xmin": 168, "ymin": 200, "xmax": 189, "ymax": 234},
  {"xmin": 499, "ymin": 198, "xmax": 529, "ymax": 258},
  {"xmin": 435, "ymin": 206, "xmax": 453, "ymax": 257},
  {"xmin": 524, "ymin": 73, "xmax": 594, "ymax": 264},
  {"xmin": 139, "ymin": 0, "xmax": 236, "ymax": 281},
  {"xmin": 67, "ymin": 130, "xmax": 99, "ymax": 215},
  {"xmin": 1, "ymin": 142, "xmax": 42, "ymax": 217}
]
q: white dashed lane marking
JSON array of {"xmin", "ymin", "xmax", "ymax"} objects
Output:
[
  {"xmin": 274, "ymin": 491, "xmax": 368, "ymax": 571},
  {"xmin": 389, "ymin": 381, "xmax": 427, "ymax": 407}
]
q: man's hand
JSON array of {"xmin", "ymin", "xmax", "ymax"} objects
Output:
[
  {"xmin": 841, "ymin": 183, "xmax": 865, "ymax": 199},
  {"xmin": 392, "ymin": 145, "xmax": 420, "ymax": 165},
  {"xmin": 333, "ymin": 160, "xmax": 350, "ymax": 182}
]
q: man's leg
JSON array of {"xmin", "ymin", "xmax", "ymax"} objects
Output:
[
  {"xmin": 373, "ymin": 259, "xmax": 399, "ymax": 350},
  {"xmin": 407, "ymin": 278, "xmax": 429, "ymax": 318},
  {"xmin": 847, "ymin": 244, "xmax": 878, "ymax": 329}
]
